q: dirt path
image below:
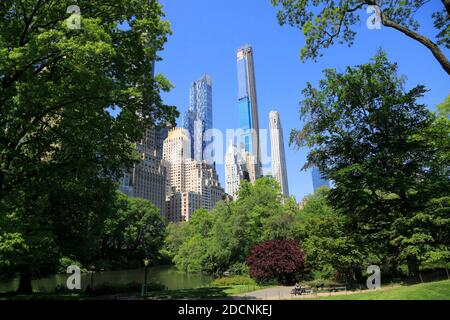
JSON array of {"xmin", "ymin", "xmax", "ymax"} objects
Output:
[{"xmin": 232, "ymin": 286, "xmax": 371, "ymax": 300}]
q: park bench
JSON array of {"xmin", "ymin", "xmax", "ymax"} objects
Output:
[
  {"xmin": 331, "ymin": 286, "xmax": 347, "ymax": 292},
  {"xmin": 290, "ymin": 286, "xmax": 313, "ymax": 296}
]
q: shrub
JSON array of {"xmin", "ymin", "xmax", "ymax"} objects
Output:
[
  {"xmin": 57, "ymin": 256, "xmax": 88, "ymax": 274},
  {"xmin": 227, "ymin": 262, "xmax": 249, "ymax": 275},
  {"xmin": 212, "ymin": 275, "xmax": 256, "ymax": 286},
  {"xmin": 303, "ymin": 278, "xmax": 343, "ymax": 288},
  {"xmin": 246, "ymin": 240, "xmax": 306, "ymax": 285}
]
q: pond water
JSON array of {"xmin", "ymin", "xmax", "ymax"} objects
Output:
[{"xmin": 0, "ymin": 265, "xmax": 213, "ymax": 293}]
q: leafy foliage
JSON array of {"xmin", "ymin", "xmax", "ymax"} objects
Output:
[
  {"xmin": 298, "ymin": 188, "xmax": 369, "ymax": 283},
  {"xmin": 291, "ymin": 50, "xmax": 450, "ymax": 276},
  {"xmin": 246, "ymin": 239, "xmax": 306, "ymax": 285},
  {"xmin": 211, "ymin": 275, "xmax": 256, "ymax": 286},
  {"xmin": 165, "ymin": 177, "xmax": 302, "ymax": 274},
  {"xmin": 0, "ymin": 0, "xmax": 177, "ymax": 292},
  {"xmin": 100, "ymin": 191, "xmax": 166, "ymax": 268}
]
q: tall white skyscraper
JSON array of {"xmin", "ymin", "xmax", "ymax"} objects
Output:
[
  {"xmin": 225, "ymin": 141, "xmax": 250, "ymax": 200},
  {"xmin": 269, "ymin": 111, "xmax": 289, "ymax": 196}
]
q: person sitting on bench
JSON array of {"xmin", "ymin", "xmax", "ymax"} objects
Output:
[{"xmin": 292, "ymin": 283, "xmax": 302, "ymax": 296}]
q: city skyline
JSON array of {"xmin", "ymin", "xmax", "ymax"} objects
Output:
[{"xmin": 157, "ymin": 0, "xmax": 449, "ymax": 202}]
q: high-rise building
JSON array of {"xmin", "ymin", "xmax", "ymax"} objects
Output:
[
  {"xmin": 183, "ymin": 75, "xmax": 213, "ymax": 163},
  {"xmin": 119, "ymin": 127, "xmax": 168, "ymax": 216},
  {"xmin": 162, "ymin": 128, "xmax": 191, "ymax": 194},
  {"xmin": 237, "ymin": 45, "xmax": 261, "ymax": 181},
  {"xmin": 118, "ymin": 59, "xmax": 170, "ymax": 216},
  {"xmin": 163, "ymin": 128, "xmax": 224, "ymax": 222},
  {"xmin": 225, "ymin": 141, "xmax": 250, "ymax": 200},
  {"xmin": 312, "ymin": 166, "xmax": 330, "ymax": 191},
  {"xmin": 165, "ymin": 191, "xmax": 202, "ymax": 222},
  {"xmin": 269, "ymin": 111, "xmax": 289, "ymax": 196}
]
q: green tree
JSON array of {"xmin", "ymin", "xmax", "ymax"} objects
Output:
[
  {"xmin": 391, "ymin": 196, "xmax": 450, "ymax": 272},
  {"xmin": 299, "ymin": 188, "xmax": 369, "ymax": 282},
  {"xmin": 164, "ymin": 221, "xmax": 191, "ymax": 260},
  {"xmin": 291, "ymin": 50, "xmax": 450, "ymax": 276},
  {"xmin": 437, "ymin": 94, "xmax": 450, "ymax": 117},
  {"xmin": 101, "ymin": 191, "xmax": 166, "ymax": 268},
  {"xmin": 271, "ymin": 0, "xmax": 450, "ymax": 74},
  {"xmin": 170, "ymin": 177, "xmax": 301, "ymax": 274},
  {"xmin": 0, "ymin": 0, "xmax": 177, "ymax": 293},
  {"xmin": 298, "ymin": 186, "xmax": 334, "ymax": 221}
]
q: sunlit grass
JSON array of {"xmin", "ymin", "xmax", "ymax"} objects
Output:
[{"xmin": 312, "ymin": 280, "xmax": 450, "ymax": 300}]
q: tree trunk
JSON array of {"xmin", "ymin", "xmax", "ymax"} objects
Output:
[
  {"xmin": 16, "ymin": 268, "xmax": 33, "ymax": 294},
  {"xmin": 406, "ymin": 255, "xmax": 419, "ymax": 278}
]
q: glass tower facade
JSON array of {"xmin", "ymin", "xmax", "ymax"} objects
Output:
[
  {"xmin": 236, "ymin": 45, "xmax": 261, "ymax": 179},
  {"xmin": 312, "ymin": 166, "xmax": 330, "ymax": 191},
  {"xmin": 183, "ymin": 75, "xmax": 213, "ymax": 162}
]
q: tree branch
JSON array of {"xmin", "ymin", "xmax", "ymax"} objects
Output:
[
  {"xmin": 442, "ymin": 0, "xmax": 450, "ymax": 15},
  {"xmin": 375, "ymin": 6, "xmax": 450, "ymax": 75}
]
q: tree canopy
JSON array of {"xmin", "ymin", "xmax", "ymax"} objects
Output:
[
  {"xmin": 165, "ymin": 177, "xmax": 302, "ymax": 274},
  {"xmin": 246, "ymin": 239, "xmax": 306, "ymax": 285},
  {"xmin": 100, "ymin": 191, "xmax": 166, "ymax": 269},
  {"xmin": 290, "ymin": 50, "xmax": 450, "ymax": 276},
  {"xmin": 0, "ymin": 0, "xmax": 177, "ymax": 293}
]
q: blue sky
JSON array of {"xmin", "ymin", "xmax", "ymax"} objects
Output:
[{"xmin": 156, "ymin": 0, "xmax": 449, "ymax": 202}]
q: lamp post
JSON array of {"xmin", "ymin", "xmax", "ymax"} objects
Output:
[
  {"xmin": 90, "ymin": 265, "xmax": 95, "ymax": 291},
  {"xmin": 142, "ymin": 257, "xmax": 150, "ymax": 298}
]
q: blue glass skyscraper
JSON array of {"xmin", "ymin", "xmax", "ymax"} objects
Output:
[
  {"xmin": 183, "ymin": 75, "xmax": 213, "ymax": 162},
  {"xmin": 237, "ymin": 45, "xmax": 261, "ymax": 180},
  {"xmin": 312, "ymin": 166, "xmax": 330, "ymax": 191}
]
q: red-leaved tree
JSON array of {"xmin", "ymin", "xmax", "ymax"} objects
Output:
[{"xmin": 246, "ymin": 240, "xmax": 306, "ymax": 285}]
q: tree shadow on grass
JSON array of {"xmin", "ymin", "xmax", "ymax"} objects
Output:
[
  {"xmin": 146, "ymin": 286, "xmax": 235, "ymax": 300},
  {"xmin": 0, "ymin": 291, "xmax": 88, "ymax": 300}
]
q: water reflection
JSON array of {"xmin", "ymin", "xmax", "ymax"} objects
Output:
[{"xmin": 0, "ymin": 265, "xmax": 212, "ymax": 293}]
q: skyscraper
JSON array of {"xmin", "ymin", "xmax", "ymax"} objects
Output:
[
  {"xmin": 119, "ymin": 127, "xmax": 167, "ymax": 216},
  {"xmin": 163, "ymin": 128, "xmax": 224, "ymax": 222},
  {"xmin": 183, "ymin": 75, "xmax": 213, "ymax": 163},
  {"xmin": 225, "ymin": 141, "xmax": 250, "ymax": 199},
  {"xmin": 118, "ymin": 60, "xmax": 169, "ymax": 216},
  {"xmin": 237, "ymin": 45, "xmax": 261, "ymax": 181},
  {"xmin": 269, "ymin": 111, "xmax": 289, "ymax": 196},
  {"xmin": 312, "ymin": 166, "xmax": 330, "ymax": 191}
]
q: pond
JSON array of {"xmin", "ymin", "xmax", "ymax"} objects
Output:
[{"xmin": 0, "ymin": 265, "xmax": 213, "ymax": 293}]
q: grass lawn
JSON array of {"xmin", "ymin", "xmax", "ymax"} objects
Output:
[{"xmin": 313, "ymin": 280, "xmax": 450, "ymax": 300}]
